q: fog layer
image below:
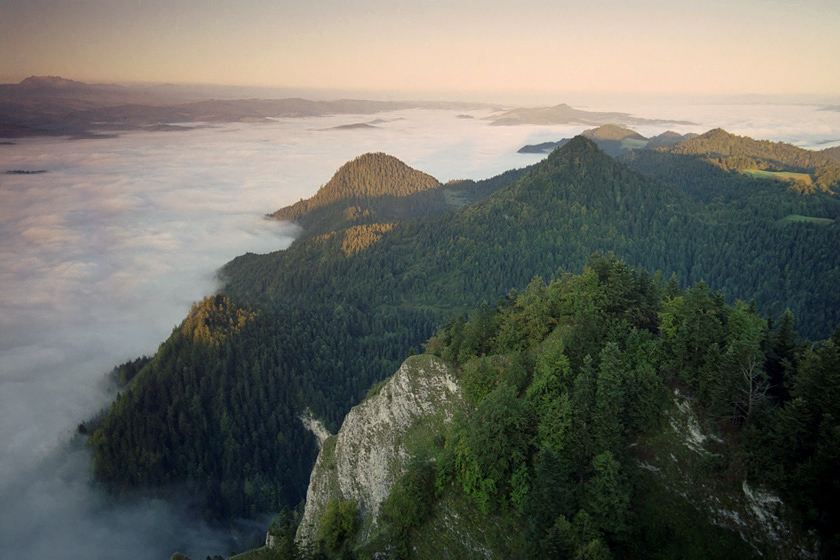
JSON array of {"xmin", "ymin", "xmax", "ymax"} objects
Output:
[{"xmin": 1, "ymin": 103, "xmax": 838, "ymax": 559}]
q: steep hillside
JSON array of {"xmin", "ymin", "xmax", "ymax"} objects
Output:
[
  {"xmin": 820, "ymin": 144, "xmax": 840, "ymax": 162},
  {"xmin": 275, "ymin": 152, "xmax": 442, "ymax": 217},
  {"xmin": 253, "ymin": 258, "xmax": 830, "ymax": 560},
  {"xmin": 90, "ymin": 135, "xmax": 840, "ymax": 530}
]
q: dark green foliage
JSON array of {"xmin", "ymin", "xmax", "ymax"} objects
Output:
[
  {"xmin": 522, "ymin": 447, "xmax": 575, "ymax": 558},
  {"xmin": 92, "ymin": 134, "xmax": 840, "ymax": 537},
  {"xmin": 267, "ymin": 507, "xmax": 302, "ymax": 560},
  {"xmin": 317, "ymin": 500, "xmax": 360, "ymax": 555},
  {"xmin": 422, "ymin": 255, "xmax": 838, "ymax": 557},
  {"xmin": 743, "ymin": 330, "xmax": 840, "ymax": 556},
  {"xmin": 379, "ymin": 460, "xmax": 437, "ymax": 557},
  {"xmin": 381, "ymin": 461, "xmax": 436, "ymax": 530},
  {"xmin": 108, "ymin": 354, "xmax": 151, "ymax": 386},
  {"xmin": 629, "ymin": 468, "xmax": 758, "ymax": 560}
]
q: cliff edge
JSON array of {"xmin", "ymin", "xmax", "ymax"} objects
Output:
[{"xmin": 295, "ymin": 354, "xmax": 464, "ymax": 546}]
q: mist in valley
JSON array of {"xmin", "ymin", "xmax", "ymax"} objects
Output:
[{"xmin": 1, "ymin": 103, "xmax": 839, "ymax": 559}]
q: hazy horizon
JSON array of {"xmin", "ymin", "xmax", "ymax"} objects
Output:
[
  {"xmin": 8, "ymin": 75, "xmax": 840, "ymax": 109},
  {"xmin": 2, "ymin": 1, "xmax": 839, "ymax": 102}
]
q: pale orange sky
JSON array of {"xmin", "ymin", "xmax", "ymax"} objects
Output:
[{"xmin": 2, "ymin": 0, "xmax": 839, "ymax": 102}]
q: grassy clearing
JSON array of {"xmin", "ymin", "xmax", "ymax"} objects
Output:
[
  {"xmin": 621, "ymin": 138, "xmax": 649, "ymax": 151},
  {"xmin": 742, "ymin": 169, "xmax": 813, "ymax": 184},
  {"xmin": 780, "ymin": 214, "xmax": 835, "ymax": 225},
  {"xmin": 443, "ymin": 189, "xmax": 470, "ymax": 208}
]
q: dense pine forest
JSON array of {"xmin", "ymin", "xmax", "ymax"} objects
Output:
[
  {"xmin": 87, "ymin": 130, "xmax": 840, "ymax": 557},
  {"xmin": 351, "ymin": 256, "xmax": 838, "ymax": 559}
]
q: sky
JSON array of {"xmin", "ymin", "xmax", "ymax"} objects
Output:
[{"xmin": 2, "ymin": 0, "xmax": 839, "ymax": 102}]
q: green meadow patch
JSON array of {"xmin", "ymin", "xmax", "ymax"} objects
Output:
[
  {"xmin": 621, "ymin": 138, "xmax": 649, "ymax": 151},
  {"xmin": 780, "ymin": 214, "xmax": 835, "ymax": 225},
  {"xmin": 742, "ymin": 169, "xmax": 813, "ymax": 184}
]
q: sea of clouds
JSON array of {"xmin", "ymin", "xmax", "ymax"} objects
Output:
[{"xmin": 1, "ymin": 102, "xmax": 838, "ymax": 559}]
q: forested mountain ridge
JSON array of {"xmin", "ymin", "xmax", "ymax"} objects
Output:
[
  {"xmin": 271, "ymin": 153, "xmax": 440, "ymax": 219},
  {"xmin": 658, "ymin": 128, "xmax": 840, "ymax": 193},
  {"xmin": 266, "ymin": 152, "xmax": 508, "ymax": 241},
  {"xmin": 267, "ymin": 257, "xmax": 836, "ymax": 560},
  {"xmin": 821, "ymin": 144, "xmax": 840, "ymax": 162},
  {"xmin": 229, "ymin": 136, "xmax": 840, "ymax": 338},
  {"xmin": 221, "ymin": 137, "xmax": 698, "ymax": 313},
  {"xmin": 89, "ymin": 134, "xmax": 840, "ymax": 541}
]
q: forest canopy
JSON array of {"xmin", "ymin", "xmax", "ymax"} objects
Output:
[{"xmin": 88, "ymin": 132, "xmax": 840, "ymax": 558}]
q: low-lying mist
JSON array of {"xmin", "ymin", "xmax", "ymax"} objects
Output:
[{"xmin": 1, "ymin": 103, "xmax": 838, "ymax": 559}]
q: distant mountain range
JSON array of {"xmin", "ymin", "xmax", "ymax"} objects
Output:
[
  {"xmin": 2, "ymin": 76, "xmax": 695, "ymax": 140},
  {"xmin": 0, "ymin": 76, "xmax": 498, "ymax": 139}
]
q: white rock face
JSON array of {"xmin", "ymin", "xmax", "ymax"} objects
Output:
[{"xmin": 295, "ymin": 354, "xmax": 463, "ymax": 546}]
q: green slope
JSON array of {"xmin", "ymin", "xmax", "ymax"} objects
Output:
[
  {"xmin": 90, "ymin": 135, "xmax": 840, "ymax": 528},
  {"xmin": 660, "ymin": 128, "xmax": 840, "ymax": 193}
]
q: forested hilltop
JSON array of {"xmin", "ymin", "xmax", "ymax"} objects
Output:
[
  {"xmin": 648, "ymin": 128, "xmax": 840, "ymax": 194},
  {"xmin": 275, "ymin": 257, "xmax": 837, "ymax": 560},
  {"xmin": 87, "ymin": 132, "xmax": 840, "ymax": 556}
]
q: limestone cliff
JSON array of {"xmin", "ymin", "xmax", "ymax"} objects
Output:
[{"xmin": 295, "ymin": 354, "xmax": 464, "ymax": 546}]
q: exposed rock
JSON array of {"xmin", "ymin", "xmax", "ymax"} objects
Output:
[
  {"xmin": 295, "ymin": 354, "xmax": 464, "ymax": 546},
  {"xmin": 655, "ymin": 390, "xmax": 819, "ymax": 558},
  {"xmin": 299, "ymin": 409, "xmax": 331, "ymax": 450}
]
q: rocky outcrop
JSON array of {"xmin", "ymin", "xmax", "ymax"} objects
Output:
[
  {"xmin": 295, "ymin": 354, "xmax": 464, "ymax": 546},
  {"xmin": 650, "ymin": 390, "xmax": 820, "ymax": 558}
]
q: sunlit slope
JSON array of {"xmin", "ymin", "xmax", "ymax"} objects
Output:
[
  {"xmin": 267, "ymin": 152, "xmax": 530, "ymax": 241},
  {"xmin": 660, "ymin": 128, "xmax": 840, "ymax": 193},
  {"xmin": 269, "ymin": 153, "xmax": 443, "ymax": 237}
]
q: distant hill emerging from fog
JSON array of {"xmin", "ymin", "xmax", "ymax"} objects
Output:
[
  {"xmin": 270, "ymin": 152, "xmax": 442, "ymax": 238},
  {"xmin": 488, "ymin": 103, "xmax": 693, "ymax": 127},
  {"xmin": 268, "ymin": 152, "xmax": 530, "ymax": 241},
  {"xmin": 518, "ymin": 124, "xmax": 698, "ymax": 157},
  {"xmin": 1, "ymin": 76, "xmax": 695, "ymax": 140}
]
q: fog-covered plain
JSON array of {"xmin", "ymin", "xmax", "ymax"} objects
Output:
[{"xmin": 1, "ymin": 103, "xmax": 839, "ymax": 559}]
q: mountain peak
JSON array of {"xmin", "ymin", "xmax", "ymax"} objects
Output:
[
  {"xmin": 270, "ymin": 152, "xmax": 442, "ymax": 228},
  {"xmin": 699, "ymin": 127, "xmax": 735, "ymax": 140},
  {"xmin": 547, "ymin": 134, "xmax": 608, "ymax": 162},
  {"xmin": 317, "ymin": 152, "xmax": 440, "ymax": 201},
  {"xmin": 19, "ymin": 75, "xmax": 85, "ymax": 89},
  {"xmin": 582, "ymin": 124, "xmax": 646, "ymax": 142}
]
